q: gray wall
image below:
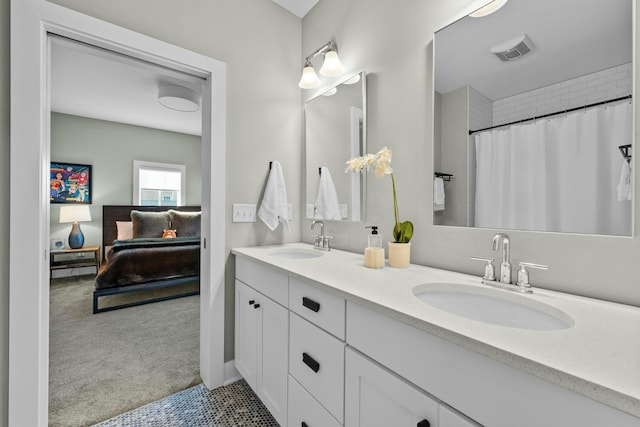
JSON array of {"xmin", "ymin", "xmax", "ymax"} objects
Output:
[
  {"xmin": 3, "ymin": 0, "xmax": 640, "ymax": 425},
  {"xmin": 434, "ymin": 86, "xmax": 468, "ymax": 226},
  {"xmin": 50, "ymin": 112, "xmax": 202, "ymax": 251},
  {"xmin": 0, "ymin": 0, "xmax": 9, "ymax": 424},
  {"xmin": 302, "ymin": 0, "xmax": 640, "ymax": 308},
  {"xmin": 45, "ymin": 0, "xmax": 303, "ymax": 369},
  {"xmin": 2, "ymin": 0, "xmax": 301, "ymax": 425}
]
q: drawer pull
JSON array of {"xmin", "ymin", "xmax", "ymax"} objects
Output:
[
  {"xmin": 302, "ymin": 352, "xmax": 320, "ymax": 373},
  {"xmin": 302, "ymin": 297, "xmax": 320, "ymax": 313},
  {"xmin": 248, "ymin": 300, "xmax": 255, "ymax": 305},
  {"xmin": 253, "ymin": 303, "xmax": 260, "ymax": 309},
  {"xmin": 417, "ymin": 420, "xmax": 430, "ymax": 427}
]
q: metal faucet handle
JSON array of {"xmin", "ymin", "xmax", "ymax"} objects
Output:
[
  {"xmin": 322, "ymin": 235, "xmax": 334, "ymax": 250},
  {"xmin": 471, "ymin": 256, "xmax": 496, "ymax": 281},
  {"xmin": 516, "ymin": 262, "xmax": 549, "ymax": 289}
]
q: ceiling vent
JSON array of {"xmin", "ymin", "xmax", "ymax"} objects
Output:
[{"xmin": 490, "ymin": 34, "xmax": 535, "ymax": 62}]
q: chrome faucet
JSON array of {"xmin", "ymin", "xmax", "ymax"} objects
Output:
[
  {"xmin": 311, "ymin": 220, "xmax": 332, "ymax": 251},
  {"xmin": 492, "ymin": 233, "xmax": 511, "ymax": 284}
]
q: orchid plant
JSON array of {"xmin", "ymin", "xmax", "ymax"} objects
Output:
[{"xmin": 345, "ymin": 147, "xmax": 414, "ymax": 243}]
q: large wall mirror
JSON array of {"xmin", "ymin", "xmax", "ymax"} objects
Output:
[
  {"xmin": 433, "ymin": 0, "xmax": 633, "ymax": 236},
  {"xmin": 305, "ymin": 71, "xmax": 366, "ymax": 221}
]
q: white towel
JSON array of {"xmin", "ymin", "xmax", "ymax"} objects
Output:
[
  {"xmin": 314, "ymin": 167, "xmax": 342, "ymax": 220},
  {"xmin": 434, "ymin": 177, "xmax": 445, "ymax": 211},
  {"xmin": 258, "ymin": 161, "xmax": 290, "ymax": 230},
  {"xmin": 617, "ymin": 158, "xmax": 632, "ymax": 202}
]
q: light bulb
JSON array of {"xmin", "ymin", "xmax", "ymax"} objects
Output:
[
  {"xmin": 298, "ymin": 65, "xmax": 321, "ymax": 89},
  {"xmin": 319, "ymin": 51, "xmax": 345, "ymax": 76}
]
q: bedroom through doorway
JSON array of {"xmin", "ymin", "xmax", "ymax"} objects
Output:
[{"xmin": 48, "ymin": 36, "xmax": 204, "ymax": 426}]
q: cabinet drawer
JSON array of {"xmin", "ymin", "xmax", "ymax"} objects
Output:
[
  {"xmin": 289, "ymin": 312, "xmax": 345, "ymax": 423},
  {"xmin": 288, "ymin": 375, "xmax": 342, "ymax": 427},
  {"xmin": 289, "ymin": 277, "xmax": 346, "ymax": 339},
  {"xmin": 236, "ymin": 256, "xmax": 288, "ymax": 306},
  {"xmin": 345, "ymin": 347, "xmax": 439, "ymax": 427}
]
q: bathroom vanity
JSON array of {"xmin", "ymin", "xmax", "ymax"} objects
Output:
[{"xmin": 232, "ymin": 243, "xmax": 640, "ymax": 427}]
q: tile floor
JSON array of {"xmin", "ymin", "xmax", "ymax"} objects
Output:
[{"xmin": 93, "ymin": 380, "xmax": 279, "ymax": 427}]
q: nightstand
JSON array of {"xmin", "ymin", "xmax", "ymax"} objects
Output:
[{"xmin": 50, "ymin": 246, "xmax": 101, "ymax": 278}]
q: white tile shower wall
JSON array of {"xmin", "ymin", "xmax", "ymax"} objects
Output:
[
  {"xmin": 493, "ymin": 63, "xmax": 632, "ymax": 126},
  {"xmin": 468, "ymin": 86, "xmax": 493, "ymax": 131}
]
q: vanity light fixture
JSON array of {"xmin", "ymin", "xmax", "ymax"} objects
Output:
[
  {"xmin": 343, "ymin": 74, "xmax": 361, "ymax": 85},
  {"xmin": 158, "ymin": 84, "xmax": 201, "ymax": 112},
  {"xmin": 469, "ymin": 0, "xmax": 508, "ymax": 18},
  {"xmin": 298, "ymin": 41, "xmax": 346, "ymax": 89},
  {"xmin": 322, "ymin": 87, "xmax": 338, "ymax": 96}
]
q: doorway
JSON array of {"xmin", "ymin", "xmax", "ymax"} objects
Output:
[{"xmin": 10, "ymin": 2, "xmax": 226, "ymax": 425}]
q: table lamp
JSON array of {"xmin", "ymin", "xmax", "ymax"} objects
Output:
[{"xmin": 59, "ymin": 205, "xmax": 92, "ymax": 249}]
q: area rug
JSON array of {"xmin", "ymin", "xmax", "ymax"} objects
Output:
[{"xmin": 49, "ymin": 276, "xmax": 201, "ymax": 427}]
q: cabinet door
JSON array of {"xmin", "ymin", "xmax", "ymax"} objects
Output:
[
  {"xmin": 440, "ymin": 405, "xmax": 482, "ymax": 427},
  {"xmin": 257, "ymin": 294, "xmax": 289, "ymax": 426},
  {"xmin": 345, "ymin": 347, "xmax": 439, "ymax": 427},
  {"xmin": 235, "ymin": 280, "xmax": 259, "ymax": 390}
]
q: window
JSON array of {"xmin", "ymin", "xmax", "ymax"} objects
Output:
[{"xmin": 133, "ymin": 160, "xmax": 186, "ymax": 206}]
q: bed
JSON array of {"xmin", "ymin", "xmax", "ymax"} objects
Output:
[{"xmin": 94, "ymin": 205, "xmax": 202, "ymax": 313}]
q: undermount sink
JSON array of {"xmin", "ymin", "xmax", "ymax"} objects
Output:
[
  {"xmin": 269, "ymin": 248, "xmax": 324, "ymax": 259},
  {"xmin": 413, "ymin": 283, "xmax": 573, "ymax": 331}
]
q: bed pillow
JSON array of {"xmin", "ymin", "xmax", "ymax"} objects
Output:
[
  {"xmin": 169, "ymin": 210, "xmax": 201, "ymax": 237},
  {"xmin": 115, "ymin": 221, "xmax": 133, "ymax": 240},
  {"xmin": 130, "ymin": 210, "xmax": 170, "ymax": 238}
]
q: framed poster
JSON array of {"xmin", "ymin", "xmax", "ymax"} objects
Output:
[{"xmin": 50, "ymin": 162, "xmax": 92, "ymax": 204}]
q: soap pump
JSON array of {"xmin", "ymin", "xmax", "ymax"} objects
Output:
[{"xmin": 364, "ymin": 226, "xmax": 384, "ymax": 269}]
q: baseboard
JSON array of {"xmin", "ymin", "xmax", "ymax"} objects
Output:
[{"xmin": 224, "ymin": 360, "xmax": 241, "ymax": 385}]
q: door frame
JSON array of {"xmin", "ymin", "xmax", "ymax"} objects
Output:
[{"xmin": 9, "ymin": 1, "xmax": 227, "ymax": 425}]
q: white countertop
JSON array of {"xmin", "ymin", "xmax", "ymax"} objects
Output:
[{"xmin": 231, "ymin": 243, "xmax": 640, "ymax": 419}]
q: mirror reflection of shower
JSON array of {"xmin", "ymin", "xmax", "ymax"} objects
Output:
[{"xmin": 433, "ymin": 0, "xmax": 633, "ymax": 236}]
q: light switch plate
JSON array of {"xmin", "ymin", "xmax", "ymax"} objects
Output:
[{"xmin": 232, "ymin": 204, "xmax": 256, "ymax": 222}]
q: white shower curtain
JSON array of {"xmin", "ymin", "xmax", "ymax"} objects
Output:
[{"xmin": 474, "ymin": 101, "xmax": 632, "ymax": 235}]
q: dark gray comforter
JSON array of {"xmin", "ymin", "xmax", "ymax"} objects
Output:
[{"xmin": 95, "ymin": 237, "xmax": 200, "ymax": 290}]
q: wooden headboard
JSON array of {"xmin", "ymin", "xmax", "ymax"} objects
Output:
[{"xmin": 102, "ymin": 205, "xmax": 201, "ymax": 259}]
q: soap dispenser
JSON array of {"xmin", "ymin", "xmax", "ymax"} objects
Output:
[{"xmin": 364, "ymin": 226, "xmax": 384, "ymax": 269}]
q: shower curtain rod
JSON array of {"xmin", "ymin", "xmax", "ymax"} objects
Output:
[{"xmin": 469, "ymin": 95, "xmax": 632, "ymax": 135}]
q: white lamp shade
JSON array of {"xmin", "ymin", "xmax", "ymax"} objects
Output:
[
  {"xmin": 469, "ymin": 0, "xmax": 508, "ymax": 17},
  {"xmin": 59, "ymin": 205, "xmax": 92, "ymax": 223},
  {"xmin": 158, "ymin": 84, "xmax": 200, "ymax": 112},
  {"xmin": 298, "ymin": 65, "xmax": 322, "ymax": 89},
  {"xmin": 319, "ymin": 51, "xmax": 345, "ymax": 76}
]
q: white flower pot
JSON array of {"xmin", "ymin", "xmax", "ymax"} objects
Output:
[{"xmin": 388, "ymin": 241, "xmax": 410, "ymax": 268}]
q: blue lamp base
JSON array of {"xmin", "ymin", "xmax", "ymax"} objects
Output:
[{"xmin": 68, "ymin": 222, "xmax": 85, "ymax": 249}]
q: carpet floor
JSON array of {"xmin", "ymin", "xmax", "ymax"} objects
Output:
[{"xmin": 49, "ymin": 275, "xmax": 201, "ymax": 427}]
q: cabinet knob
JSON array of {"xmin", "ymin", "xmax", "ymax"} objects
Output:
[
  {"xmin": 248, "ymin": 300, "xmax": 255, "ymax": 305},
  {"xmin": 302, "ymin": 352, "xmax": 320, "ymax": 373},
  {"xmin": 417, "ymin": 420, "xmax": 430, "ymax": 427},
  {"xmin": 253, "ymin": 303, "xmax": 260, "ymax": 309}
]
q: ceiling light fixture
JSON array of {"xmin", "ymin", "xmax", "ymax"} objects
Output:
[
  {"xmin": 158, "ymin": 84, "xmax": 201, "ymax": 112},
  {"xmin": 298, "ymin": 41, "xmax": 346, "ymax": 89},
  {"xmin": 469, "ymin": 0, "xmax": 508, "ymax": 18}
]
